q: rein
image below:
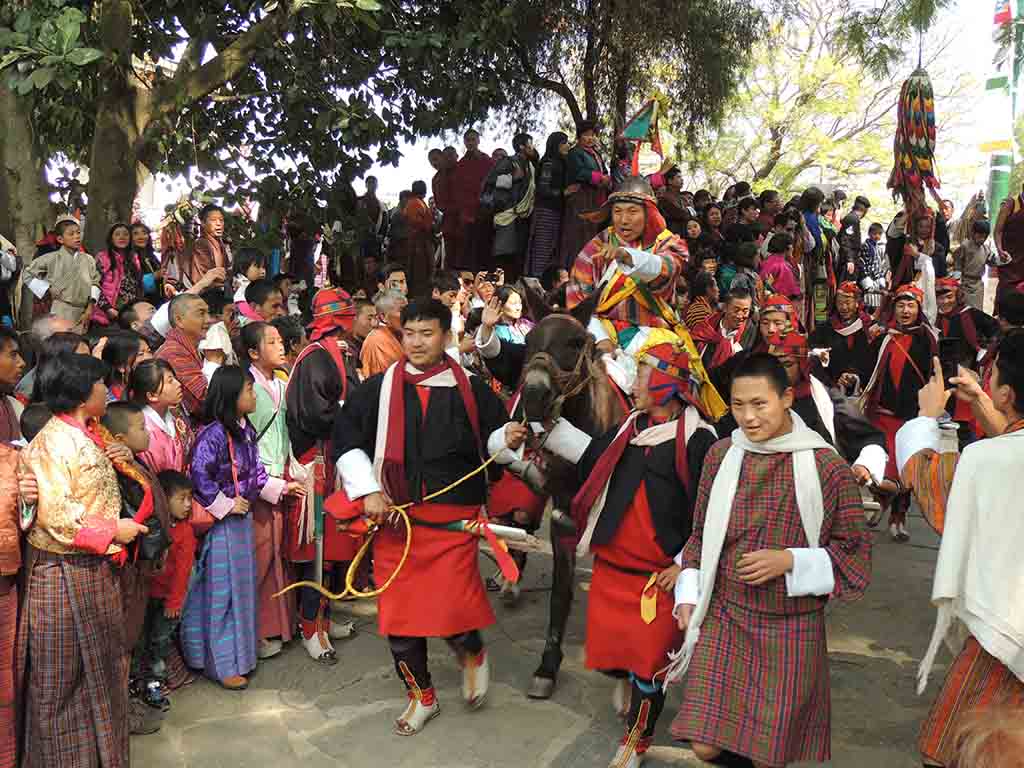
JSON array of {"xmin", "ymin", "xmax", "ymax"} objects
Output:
[{"xmin": 523, "ymin": 335, "xmax": 598, "ymax": 423}]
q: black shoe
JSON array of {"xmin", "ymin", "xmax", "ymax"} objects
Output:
[{"xmin": 129, "ymin": 697, "xmax": 163, "ymax": 735}]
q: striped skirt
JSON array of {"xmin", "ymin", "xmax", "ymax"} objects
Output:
[
  {"xmin": 525, "ymin": 207, "xmax": 563, "ymax": 277},
  {"xmin": 0, "ymin": 585, "xmax": 15, "ymax": 768},
  {"xmin": 16, "ymin": 550, "xmax": 129, "ymax": 768},
  {"xmin": 181, "ymin": 514, "xmax": 258, "ymax": 680},
  {"xmin": 919, "ymin": 636, "xmax": 1024, "ymax": 765},
  {"xmin": 670, "ymin": 596, "xmax": 830, "ymax": 767}
]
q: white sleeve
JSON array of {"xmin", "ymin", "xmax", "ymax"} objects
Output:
[
  {"xmin": 475, "ymin": 324, "xmax": 500, "ymax": 359},
  {"xmin": 543, "ymin": 417, "xmax": 592, "ymax": 464},
  {"xmin": 90, "ymin": 285, "xmax": 101, "ymax": 302},
  {"xmin": 27, "ymin": 279, "xmax": 50, "ymax": 300},
  {"xmin": 852, "ymin": 443, "xmax": 889, "ymax": 486},
  {"xmin": 785, "ymin": 548, "xmax": 835, "ymax": 597},
  {"xmin": 586, "ymin": 316, "xmax": 610, "ymax": 343},
  {"xmin": 673, "ymin": 568, "xmax": 700, "ymax": 615},
  {"xmin": 152, "ymin": 302, "xmax": 172, "ymax": 338},
  {"xmin": 621, "ymin": 248, "xmax": 663, "ymax": 283},
  {"xmin": 486, "ymin": 424, "xmax": 524, "ymax": 465},
  {"xmin": 336, "ymin": 448, "xmax": 381, "ymax": 500},
  {"xmin": 895, "ymin": 416, "xmax": 942, "ymax": 477},
  {"xmin": 495, "ymin": 174, "xmax": 513, "ymax": 191}
]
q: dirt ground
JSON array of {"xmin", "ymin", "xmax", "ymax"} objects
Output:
[{"xmin": 133, "ymin": 509, "xmax": 945, "ymax": 767}]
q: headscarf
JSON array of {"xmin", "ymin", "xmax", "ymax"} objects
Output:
[
  {"xmin": 307, "ymin": 287, "xmax": 356, "ymax": 342},
  {"xmin": 542, "ymin": 131, "xmax": 569, "ymax": 162},
  {"xmin": 636, "ymin": 332, "xmax": 707, "ymax": 415},
  {"xmin": 765, "ymin": 330, "xmax": 812, "ymax": 397}
]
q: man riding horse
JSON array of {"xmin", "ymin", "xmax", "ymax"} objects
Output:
[{"xmin": 565, "ymin": 175, "xmax": 724, "ymax": 419}]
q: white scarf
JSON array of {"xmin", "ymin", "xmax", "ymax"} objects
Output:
[
  {"xmin": 576, "ymin": 406, "xmax": 711, "ymax": 556},
  {"xmin": 661, "ymin": 411, "xmax": 835, "ymax": 687},
  {"xmin": 833, "ymin": 317, "xmax": 864, "ymax": 337},
  {"xmin": 918, "ymin": 429, "xmax": 1024, "ymax": 694}
]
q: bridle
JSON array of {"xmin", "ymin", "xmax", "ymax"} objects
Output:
[{"xmin": 521, "ymin": 335, "xmax": 598, "ymax": 424}]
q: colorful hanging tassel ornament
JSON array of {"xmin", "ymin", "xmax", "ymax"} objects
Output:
[{"xmin": 887, "ymin": 67, "xmax": 940, "ymax": 212}]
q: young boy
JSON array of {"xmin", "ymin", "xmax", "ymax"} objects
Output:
[
  {"xmin": 100, "ymin": 401, "xmax": 172, "ymax": 733},
  {"xmin": 858, "ymin": 222, "xmax": 887, "ymax": 312},
  {"xmin": 138, "ymin": 470, "xmax": 196, "ymax": 711},
  {"xmin": 668, "ymin": 353, "xmax": 871, "ymax": 767},
  {"xmin": 23, "ymin": 219, "xmax": 100, "ymax": 332},
  {"xmin": 952, "ymin": 220, "xmax": 993, "ymax": 310}
]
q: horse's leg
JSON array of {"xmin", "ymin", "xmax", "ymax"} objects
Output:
[{"xmin": 527, "ymin": 514, "xmax": 575, "ymax": 699}]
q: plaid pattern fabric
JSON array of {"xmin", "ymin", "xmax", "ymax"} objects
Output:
[
  {"xmin": 155, "ymin": 330, "xmax": 207, "ymax": 418},
  {"xmin": 0, "ymin": 588, "xmax": 14, "ymax": 768},
  {"xmin": 671, "ymin": 441, "xmax": 870, "ymax": 765},
  {"xmin": 919, "ymin": 636, "xmax": 1024, "ymax": 765},
  {"xmin": 17, "ymin": 551, "xmax": 128, "ymax": 768},
  {"xmin": 566, "ymin": 229, "xmax": 686, "ymax": 328}
]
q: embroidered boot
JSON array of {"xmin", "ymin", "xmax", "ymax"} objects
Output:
[
  {"xmin": 461, "ymin": 649, "xmax": 490, "ymax": 709},
  {"xmin": 393, "ymin": 687, "xmax": 440, "ymax": 736},
  {"xmin": 301, "ymin": 617, "xmax": 338, "ymax": 665},
  {"xmin": 608, "ymin": 736, "xmax": 651, "ymax": 768}
]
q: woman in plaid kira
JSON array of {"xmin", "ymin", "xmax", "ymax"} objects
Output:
[{"xmin": 668, "ymin": 353, "xmax": 871, "ymax": 767}]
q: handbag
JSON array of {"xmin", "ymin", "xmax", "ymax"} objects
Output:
[{"xmin": 190, "ymin": 431, "xmax": 243, "ymax": 536}]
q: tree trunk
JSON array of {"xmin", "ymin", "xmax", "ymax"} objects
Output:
[
  {"xmin": 0, "ymin": 82, "xmax": 54, "ymax": 270},
  {"xmin": 83, "ymin": 0, "xmax": 153, "ymax": 254}
]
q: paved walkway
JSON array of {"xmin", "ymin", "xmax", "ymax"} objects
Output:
[{"xmin": 134, "ymin": 513, "xmax": 943, "ymax": 767}]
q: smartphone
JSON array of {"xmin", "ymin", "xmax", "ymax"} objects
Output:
[{"xmin": 938, "ymin": 337, "xmax": 960, "ymax": 389}]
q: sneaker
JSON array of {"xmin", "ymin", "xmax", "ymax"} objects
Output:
[
  {"xmin": 143, "ymin": 680, "xmax": 171, "ymax": 712},
  {"xmin": 129, "ymin": 697, "xmax": 163, "ymax": 735}
]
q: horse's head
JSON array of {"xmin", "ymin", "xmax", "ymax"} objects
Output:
[{"xmin": 521, "ymin": 314, "xmax": 592, "ymax": 425}]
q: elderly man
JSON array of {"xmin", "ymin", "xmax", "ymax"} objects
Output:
[
  {"xmin": 154, "ymin": 294, "xmax": 210, "ymax": 417},
  {"xmin": 361, "ymin": 290, "xmax": 408, "ymax": 377},
  {"xmin": 15, "ymin": 315, "xmax": 74, "ymax": 401},
  {"xmin": 566, "ymin": 176, "xmax": 723, "ymax": 416}
]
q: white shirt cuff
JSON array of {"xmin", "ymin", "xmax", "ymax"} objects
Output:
[
  {"xmin": 895, "ymin": 416, "xmax": 942, "ymax": 477},
  {"xmin": 784, "ymin": 548, "xmax": 835, "ymax": 597},
  {"xmin": 587, "ymin": 316, "xmax": 610, "ymax": 343},
  {"xmin": 543, "ymin": 417, "xmax": 592, "ymax": 464},
  {"xmin": 673, "ymin": 567, "xmax": 700, "ymax": 614},
  {"xmin": 487, "ymin": 424, "xmax": 524, "ymax": 465},
  {"xmin": 27, "ymin": 278, "xmax": 49, "ymax": 300},
  {"xmin": 207, "ymin": 491, "xmax": 236, "ymax": 520},
  {"xmin": 90, "ymin": 285, "xmax": 101, "ymax": 302},
  {"xmin": 853, "ymin": 443, "xmax": 889, "ymax": 487},
  {"xmin": 260, "ymin": 476, "xmax": 287, "ymax": 505},
  {"xmin": 621, "ymin": 248, "xmax": 662, "ymax": 283},
  {"xmin": 475, "ymin": 325, "xmax": 500, "ymax": 359},
  {"xmin": 336, "ymin": 448, "xmax": 380, "ymax": 500},
  {"xmin": 152, "ymin": 301, "xmax": 171, "ymax": 337}
]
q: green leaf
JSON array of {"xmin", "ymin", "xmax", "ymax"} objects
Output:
[
  {"xmin": 57, "ymin": 18, "xmax": 81, "ymax": 53},
  {"xmin": 354, "ymin": 0, "xmax": 381, "ymax": 10},
  {"xmin": 13, "ymin": 11, "xmax": 32, "ymax": 35},
  {"xmin": 15, "ymin": 74, "xmax": 34, "ymax": 95},
  {"xmin": 0, "ymin": 51, "xmax": 24, "ymax": 72},
  {"xmin": 67, "ymin": 48, "xmax": 103, "ymax": 67},
  {"xmin": 30, "ymin": 67, "xmax": 54, "ymax": 89}
]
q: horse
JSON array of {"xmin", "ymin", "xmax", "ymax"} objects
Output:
[{"xmin": 510, "ymin": 306, "xmax": 630, "ymax": 699}]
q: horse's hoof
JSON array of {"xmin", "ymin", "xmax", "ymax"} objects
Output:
[{"xmin": 527, "ymin": 676, "xmax": 556, "ymax": 700}]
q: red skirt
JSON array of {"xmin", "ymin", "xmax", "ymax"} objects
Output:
[
  {"xmin": 587, "ymin": 483, "xmax": 679, "ymax": 679},
  {"xmin": 871, "ymin": 412, "xmax": 906, "ymax": 482},
  {"xmin": 285, "ymin": 494, "xmax": 362, "ymax": 563},
  {"xmin": 376, "ymin": 503, "xmax": 494, "ymax": 638},
  {"xmin": 487, "ymin": 472, "xmax": 546, "ymax": 526},
  {"xmin": 586, "ymin": 559, "xmax": 680, "ymax": 679}
]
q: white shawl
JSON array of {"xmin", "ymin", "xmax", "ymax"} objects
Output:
[
  {"xmin": 918, "ymin": 429, "xmax": 1024, "ymax": 694},
  {"xmin": 661, "ymin": 411, "xmax": 835, "ymax": 687}
]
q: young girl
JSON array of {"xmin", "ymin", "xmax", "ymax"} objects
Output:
[
  {"xmin": 103, "ymin": 330, "xmax": 152, "ymax": 401},
  {"xmin": 131, "ymin": 358, "xmax": 191, "ymax": 474},
  {"xmin": 232, "ymin": 248, "xmax": 267, "ymax": 304},
  {"xmin": 492, "ymin": 285, "xmax": 534, "ymax": 345},
  {"xmin": 241, "ymin": 323, "xmax": 295, "ymax": 659},
  {"xmin": 130, "ymin": 222, "xmax": 162, "ymax": 302},
  {"xmin": 92, "ymin": 222, "xmax": 145, "ymax": 326},
  {"xmin": 181, "ymin": 366, "xmax": 302, "ymax": 689}
]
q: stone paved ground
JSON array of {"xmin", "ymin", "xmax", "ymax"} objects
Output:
[{"xmin": 134, "ymin": 511, "xmax": 944, "ymax": 767}]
